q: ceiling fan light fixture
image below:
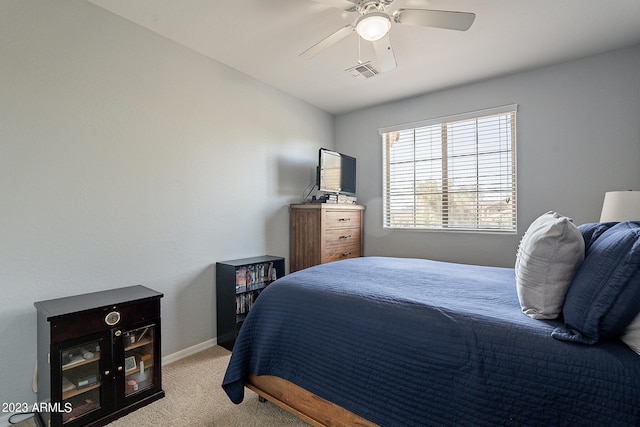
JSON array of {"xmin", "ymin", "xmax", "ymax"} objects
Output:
[{"xmin": 355, "ymin": 12, "xmax": 391, "ymax": 41}]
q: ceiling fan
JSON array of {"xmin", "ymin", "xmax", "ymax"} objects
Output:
[{"xmin": 301, "ymin": 0, "xmax": 476, "ymax": 73}]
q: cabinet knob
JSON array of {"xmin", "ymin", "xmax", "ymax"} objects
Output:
[
  {"xmin": 117, "ymin": 366, "xmax": 123, "ymax": 371},
  {"xmin": 105, "ymin": 311, "xmax": 121, "ymax": 326},
  {"xmin": 104, "ymin": 370, "xmax": 110, "ymax": 376},
  {"xmin": 115, "ymin": 330, "xmax": 122, "ymax": 337}
]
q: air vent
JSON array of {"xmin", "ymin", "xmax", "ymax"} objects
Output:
[{"xmin": 346, "ymin": 61, "xmax": 380, "ymax": 79}]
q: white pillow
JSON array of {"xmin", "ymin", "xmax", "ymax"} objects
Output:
[
  {"xmin": 621, "ymin": 313, "xmax": 640, "ymax": 355},
  {"xmin": 515, "ymin": 211, "xmax": 585, "ymax": 319}
]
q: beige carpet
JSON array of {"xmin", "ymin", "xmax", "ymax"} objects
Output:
[
  {"xmin": 108, "ymin": 345, "xmax": 307, "ymax": 426},
  {"xmin": 14, "ymin": 346, "xmax": 307, "ymax": 427}
]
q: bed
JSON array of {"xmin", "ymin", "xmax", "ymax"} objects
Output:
[{"xmin": 222, "ymin": 251, "xmax": 640, "ymax": 426}]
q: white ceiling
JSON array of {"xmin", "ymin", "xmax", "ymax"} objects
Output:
[{"xmin": 88, "ymin": 0, "xmax": 640, "ymax": 115}]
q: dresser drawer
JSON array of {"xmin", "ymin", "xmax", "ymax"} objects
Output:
[
  {"xmin": 322, "ymin": 241, "xmax": 362, "ymax": 263},
  {"xmin": 324, "ymin": 227, "xmax": 361, "ymax": 248},
  {"xmin": 324, "ymin": 210, "xmax": 362, "ymax": 229}
]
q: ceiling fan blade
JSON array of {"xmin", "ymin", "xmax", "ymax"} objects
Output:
[
  {"xmin": 372, "ymin": 33, "xmax": 396, "ymax": 72},
  {"xmin": 300, "ymin": 24, "xmax": 353, "ymax": 59},
  {"xmin": 394, "ymin": 9, "xmax": 476, "ymax": 31},
  {"xmin": 311, "ymin": 0, "xmax": 356, "ymax": 11}
]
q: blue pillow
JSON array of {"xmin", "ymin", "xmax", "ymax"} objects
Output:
[
  {"xmin": 552, "ymin": 221, "xmax": 640, "ymax": 344},
  {"xmin": 577, "ymin": 222, "xmax": 618, "ymax": 252}
]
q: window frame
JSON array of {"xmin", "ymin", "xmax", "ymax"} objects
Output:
[{"xmin": 380, "ymin": 104, "xmax": 518, "ymax": 234}]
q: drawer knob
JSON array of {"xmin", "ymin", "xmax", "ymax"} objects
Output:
[
  {"xmin": 339, "ymin": 234, "xmax": 352, "ymax": 239},
  {"xmin": 341, "ymin": 252, "xmax": 352, "ymax": 257},
  {"xmin": 338, "ymin": 218, "xmax": 351, "ymax": 221}
]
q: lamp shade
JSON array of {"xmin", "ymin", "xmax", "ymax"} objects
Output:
[
  {"xmin": 355, "ymin": 12, "xmax": 391, "ymax": 41},
  {"xmin": 599, "ymin": 191, "xmax": 640, "ymax": 222}
]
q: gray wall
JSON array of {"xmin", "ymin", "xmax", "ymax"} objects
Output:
[
  {"xmin": 0, "ymin": 0, "xmax": 331, "ymax": 411},
  {"xmin": 336, "ymin": 44, "xmax": 640, "ymax": 268}
]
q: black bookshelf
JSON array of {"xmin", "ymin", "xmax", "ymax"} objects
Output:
[{"xmin": 215, "ymin": 255, "xmax": 285, "ymax": 351}]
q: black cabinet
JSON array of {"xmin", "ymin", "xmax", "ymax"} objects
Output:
[
  {"xmin": 216, "ymin": 255, "xmax": 285, "ymax": 351},
  {"xmin": 34, "ymin": 285, "xmax": 164, "ymax": 427}
]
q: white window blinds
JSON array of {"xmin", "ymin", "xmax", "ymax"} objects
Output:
[{"xmin": 381, "ymin": 105, "xmax": 517, "ymax": 233}]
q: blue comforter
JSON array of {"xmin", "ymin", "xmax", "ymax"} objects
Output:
[{"xmin": 222, "ymin": 257, "xmax": 640, "ymax": 426}]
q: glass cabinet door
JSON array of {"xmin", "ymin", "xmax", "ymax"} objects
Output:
[
  {"xmin": 60, "ymin": 339, "xmax": 103, "ymax": 424},
  {"xmin": 123, "ymin": 325, "xmax": 156, "ymax": 397}
]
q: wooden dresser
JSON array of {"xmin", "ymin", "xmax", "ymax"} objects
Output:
[{"xmin": 290, "ymin": 203, "xmax": 364, "ymax": 272}]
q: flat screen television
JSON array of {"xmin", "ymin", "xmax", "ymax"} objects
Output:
[{"xmin": 317, "ymin": 148, "xmax": 356, "ymax": 196}]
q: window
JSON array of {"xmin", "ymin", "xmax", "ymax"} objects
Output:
[{"xmin": 381, "ymin": 105, "xmax": 517, "ymax": 233}]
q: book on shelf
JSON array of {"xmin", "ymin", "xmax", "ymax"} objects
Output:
[
  {"xmin": 246, "ymin": 265, "xmax": 256, "ymax": 289},
  {"xmin": 237, "ymin": 263, "xmax": 279, "ymax": 293},
  {"xmin": 317, "ymin": 194, "xmax": 358, "ymax": 204},
  {"xmin": 257, "ymin": 263, "xmax": 264, "ymax": 285},
  {"xmin": 235, "ymin": 267, "xmax": 247, "ymax": 293},
  {"xmin": 235, "ymin": 289, "xmax": 266, "ymax": 315},
  {"xmin": 268, "ymin": 262, "xmax": 277, "ymax": 281}
]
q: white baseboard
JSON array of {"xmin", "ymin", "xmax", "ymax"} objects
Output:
[
  {"xmin": 161, "ymin": 338, "xmax": 217, "ymax": 366},
  {"xmin": 0, "ymin": 339, "xmax": 218, "ymax": 427}
]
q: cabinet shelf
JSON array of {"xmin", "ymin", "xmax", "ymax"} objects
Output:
[
  {"xmin": 235, "ymin": 281, "xmax": 272, "ymax": 295},
  {"xmin": 63, "ymin": 382, "xmax": 102, "ymax": 400},
  {"xmin": 125, "ymin": 337, "xmax": 153, "ymax": 352},
  {"xmin": 125, "ymin": 360, "xmax": 154, "ymax": 377},
  {"xmin": 62, "ymin": 354, "xmax": 101, "ymax": 371},
  {"xmin": 63, "ymin": 398, "xmax": 100, "ymax": 424}
]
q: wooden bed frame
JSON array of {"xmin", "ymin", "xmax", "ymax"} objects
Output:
[{"xmin": 246, "ymin": 374, "xmax": 378, "ymax": 427}]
